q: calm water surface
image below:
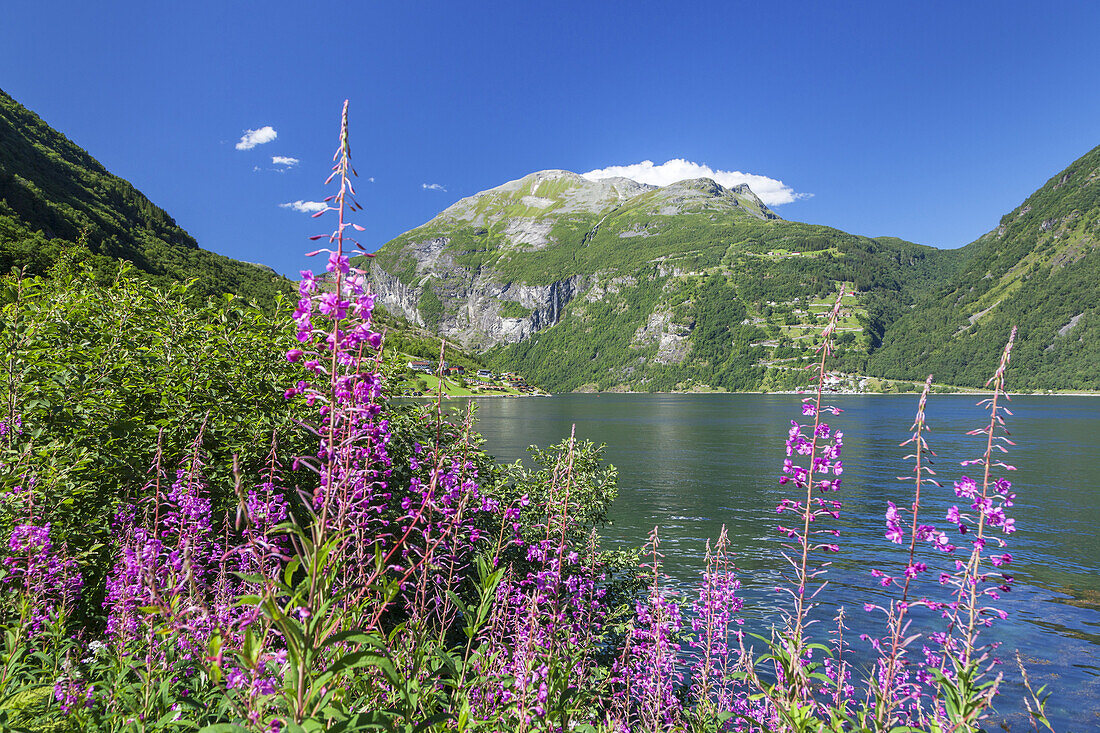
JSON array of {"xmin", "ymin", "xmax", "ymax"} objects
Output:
[{"xmin": 464, "ymin": 393, "xmax": 1100, "ymax": 731}]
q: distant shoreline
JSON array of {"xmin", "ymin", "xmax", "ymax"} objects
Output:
[
  {"xmin": 399, "ymin": 390, "xmax": 1100, "ymax": 399},
  {"xmin": 393, "ymin": 392, "xmax": 550, "ymax": 400}
]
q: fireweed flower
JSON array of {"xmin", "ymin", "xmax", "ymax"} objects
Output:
[
  {"xmin": 461, "ymin": 442, "xmax": 608, "ymax": 726},
  {"xmin": 3, "ymin": 520, "xmax": 82, "ymax": 634},
  {"xmin": 774, "ymin": 293, "xmax": 845, "ymax": 645},
  {"xmin": 269, "ymin": 105, "xmax": 531, "ymax": 729},
  {"xmin": 862, "ymin": 375, "xmax": 968, "ymax": 726},
  {"xmin": 609, "ymin": 528, "xmax": 684, "ymax": 730},
  {"xmin": 104, "ymin": 457, "xmax": 221, "ymax": 655},
  {"xmin": 687, "ymin": 527, "xmax": 743, "ymax": 715},
  {"xmin": 866, "ymin": 328, "xmax": 1013, "ymax": 732},
  {"xmin": 53, "ymin": 669, "xmax": 94, "ymax": 714},
  {"xmin": 298, "ymin": 270, "xmax": 318, "ymax": 294},
  {"xmin": 0, "ymin": 415, "xmax": 23, "ymax": 453}
]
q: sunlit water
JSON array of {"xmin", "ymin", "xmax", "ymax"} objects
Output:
[{"xmin": 462, "ymin": 393, "xmax": 1100, "ymax": 731}]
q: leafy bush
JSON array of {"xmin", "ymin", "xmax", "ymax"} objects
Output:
[{"xmin": 1, "ymin": 251, "xmax": 313, "ymax": 621}]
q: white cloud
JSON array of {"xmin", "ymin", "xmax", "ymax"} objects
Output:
[
  {"xmin": 582, "ymin": 158, "xmax": 811, "ymax": 206},
  {"xmin": 279, "ymin": 200, "xmax": 327, "ymax": 214},
  {"xmin": 235, "ymin": 126, "xmax": 278, "ymax": 150},
  {"xmin": 422, "ymin": 182, "xmax": 447, "ymax": 192},
  {"xmin": 272, "ymin": 155, "xmax": 299, "ymax": 167},
  {"xmin": 368, "ymin": 176, "xmax": 375, "ymax": 182}
]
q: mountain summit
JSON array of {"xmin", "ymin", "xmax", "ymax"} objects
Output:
[
  {"xmin": 368, "ymin": 168, "xmax": 945, "ymax": 391},
  {"xmin": 435, "ymin": 170, "xmax": 655, "ymax": 222}
]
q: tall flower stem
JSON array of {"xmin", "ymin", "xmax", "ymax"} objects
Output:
[
  {"xmin": 874, "ymin": 374, "xmax": 937, "ymax": 726},
  {"xmin": 788, "ymin": 291, "xmax": 845, "ymax": 654},
  {"xmin": 792, "ymin": 321, "xmax": 832, "ymax": 641},
  {"xmin": 961, "ymin": 327, "xmax": 1016, "ymax": 665}
]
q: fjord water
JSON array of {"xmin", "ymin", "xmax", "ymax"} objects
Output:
[{"xmin": 469, "ymin": 393, "xmax": 1100, "ymax": 730}]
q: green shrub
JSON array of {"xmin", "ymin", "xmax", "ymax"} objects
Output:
[{"xmin": 1, "ymin": 254, "xmax": 313, "ymax": 621}]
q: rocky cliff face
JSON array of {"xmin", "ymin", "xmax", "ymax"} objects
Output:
[
  {"xmin": 369, "ymin": 254, "xmax": 588, "ymax": 348},
  {"xmin": 370, "ymin": 266, "xmax": 423, "ymax": 325}
]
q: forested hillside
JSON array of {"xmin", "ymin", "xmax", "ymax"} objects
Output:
[
  {"xmin": 0, "ymin": 88, "xmax": 507, "ymax": 393},
  {"xmin": 869, "ymin": 144, "xmax": 1100, "ymax": 390},
  {"xmin": 0, "ymin": 88, "xmax": 290, "ymax": 306},
  {"xmin": 368, "ymin": 146, "xmax": 1100, "ymax": 393}
]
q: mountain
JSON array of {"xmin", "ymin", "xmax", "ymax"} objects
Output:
[
  {"xmin": 868, "ymin": 145, "xmax": 1100, "ymax": 390},
  {"xmin": 368, "ymin": 170, "xmax": 955, "ymax": 392},
  {"xmin": 0, "ymin": 88, "xmax": 289, "ymax": 306}
]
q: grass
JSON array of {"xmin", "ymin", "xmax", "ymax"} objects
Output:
[{"xmin": 395, "ymin": 372, "xmax": 535, "ymax": 397}]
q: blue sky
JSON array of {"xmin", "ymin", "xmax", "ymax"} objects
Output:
[{"xmin": 2, "ymin": 1, "xmax": 1098, "ymax": 277}]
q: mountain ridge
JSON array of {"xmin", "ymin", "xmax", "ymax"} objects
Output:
[
  {"xmin": 868, "ymin": 143, "xmax": 1100, "ymax": 390},
  {"xmin": 0, "ymin": 87, "xmax": 291, "ymax": 306},
  {"xmin": 367, "ymin": 166, "xmax": 954, "ymax": 392}
]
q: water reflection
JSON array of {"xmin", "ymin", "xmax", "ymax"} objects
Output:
[{"xmin": 464, "ymin": 393, "xmax": 1100, "ymax": 729}]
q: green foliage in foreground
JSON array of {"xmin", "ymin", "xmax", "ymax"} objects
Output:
[{"xmin": 0, "ymin": 254, "xmax": 314, "ymax": 622}]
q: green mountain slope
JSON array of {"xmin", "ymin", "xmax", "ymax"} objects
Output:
[
  {"xmin": 0, "ymin": 88, "xmax": 507, "ymax": 387},
  {"xmin": 0, "ymin": 88, "xmax": 290, "ymax": 306},
  {"xmin": 368, "ymin": 170, "xmax": 957, "ymax": 392},
  {"xmin": 868, "ymin": 145, "xmax": 1100, "ymax": 390}
]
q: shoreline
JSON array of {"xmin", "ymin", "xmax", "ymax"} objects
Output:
[
  {"xmin": 398, "ymin": 390, "xmax": 1100, "ymax": 399},
  {"xmin": 392, "ymin": 392, "xmax": 551, "ymax": 400}
]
